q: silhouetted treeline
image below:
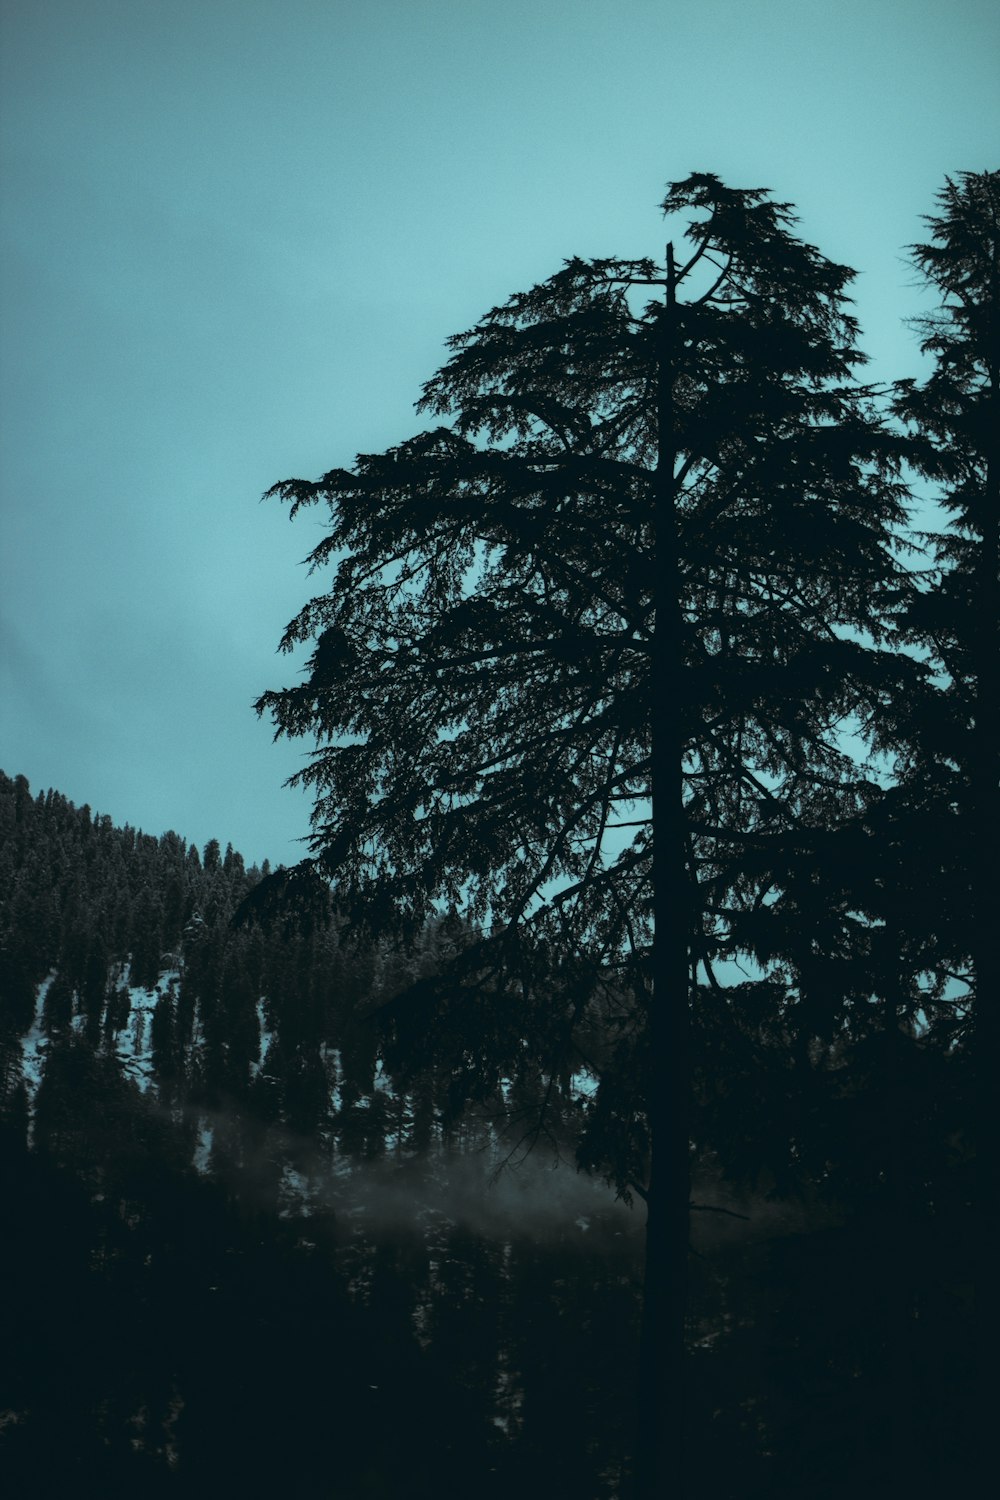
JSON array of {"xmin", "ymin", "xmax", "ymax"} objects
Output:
[
  {"xmin": 246, "ymin": 171, "xmax": 992, "ymax": 1496},
  {"xmin": 0, "ymin": 768, "xmax": 977, "ymax": 1495}
]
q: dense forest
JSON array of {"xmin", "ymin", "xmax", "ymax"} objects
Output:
[
  {"xmin": 0, "ymin": 765, "xmax": 975, "ymax": 1497},
  {"xmin": 2, "ymin": 169, "xmax": 994, "ymax": 1497},
  {"xmin": 0, "ymin": 770, "xmax": 646, "ymax": 1497}
]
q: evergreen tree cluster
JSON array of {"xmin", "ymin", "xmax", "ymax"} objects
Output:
[
  {"xmin": 0, "ymin": 769, "xmax": 642, "ymax": 1497},
  {"xmin": 253, "ymin": 170, "xmax": 995, "ymax": 1495},
  {"xmin": 0, "ymin": 768, "xmax": 524, "ymax": 1165}
]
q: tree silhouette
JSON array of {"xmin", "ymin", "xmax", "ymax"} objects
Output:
[
  {"xmin": 894, "ymin": 168, "xmax": 999, "ymax": 1476},
  {"xmin": 893, "ymin": 168, "xmax": 999, "ymax": 996},
  {"xmin": 257, "ymin": 173, "xmax": 918, "ymax": 1497}
]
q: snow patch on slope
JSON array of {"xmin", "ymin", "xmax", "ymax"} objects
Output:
[
  {"xmin": 113, "ymin": 965, "xmax": 180, "ymax": 1092},
  {"xmin": 20, "ymin": 973, "xmax": 54, "ymax": 1143}
]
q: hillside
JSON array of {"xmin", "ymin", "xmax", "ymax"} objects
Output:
[
  {"xmin": 0, "ymin": 770, "xmax": 643, "ymax": 1497},
  {"xmin": 0, "ymin": 770, "xmax": 976, "ymax": 1497}
]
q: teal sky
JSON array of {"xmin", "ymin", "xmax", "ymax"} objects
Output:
[{"xmin": 1, "ymin": 0, "xmax": 997, "ymax": 866}]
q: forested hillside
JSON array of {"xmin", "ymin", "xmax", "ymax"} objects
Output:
[
  {"xmin": 0, "ymin": 766, "xmax": 976, "ymax": 1496},
  {"xmin": 0, "ymin": 769, "xmax": 644, "ymax": 1496}
]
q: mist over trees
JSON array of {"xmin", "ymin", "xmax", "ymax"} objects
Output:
[{"xmin": 2, "ymin": 169, "xmax": 996, "ymax": 1498}]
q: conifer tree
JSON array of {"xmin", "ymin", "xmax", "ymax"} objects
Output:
[
  {"xmin": 258, "ymin": 173, "xmax": 916, "ymax": 1497},
  {"xmin": 894, "ymin": 169, "xmax": 999, "ymax": 1467},
  {"xmin": 893, "ymin": 170, "xmax": 998, "ymax": 1004}
]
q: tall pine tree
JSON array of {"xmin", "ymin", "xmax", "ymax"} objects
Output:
[
  {"xmin": 894, "ymin": 169, "xmax": 999, "ymax": 1482},
  {"xmin": 257, "ymin": 174, "xmax": 917, "ymax": 1497}
]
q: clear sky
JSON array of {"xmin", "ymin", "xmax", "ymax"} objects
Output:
[{"xmin": 1, "ymin": 0, "xmax": 997, "ymax": 867}]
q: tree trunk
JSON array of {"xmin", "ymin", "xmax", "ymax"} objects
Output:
[
  {"xmin": 634, "ymin": 245, "xmax": 690, "ymax": 1500},
  {"xmin": 973, "ymin": 369, "xmax": 999, "ymax": 1485},
  {"xmin": 879, "ymin": 961, "xmax": 921, "ymax": 1486}
]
